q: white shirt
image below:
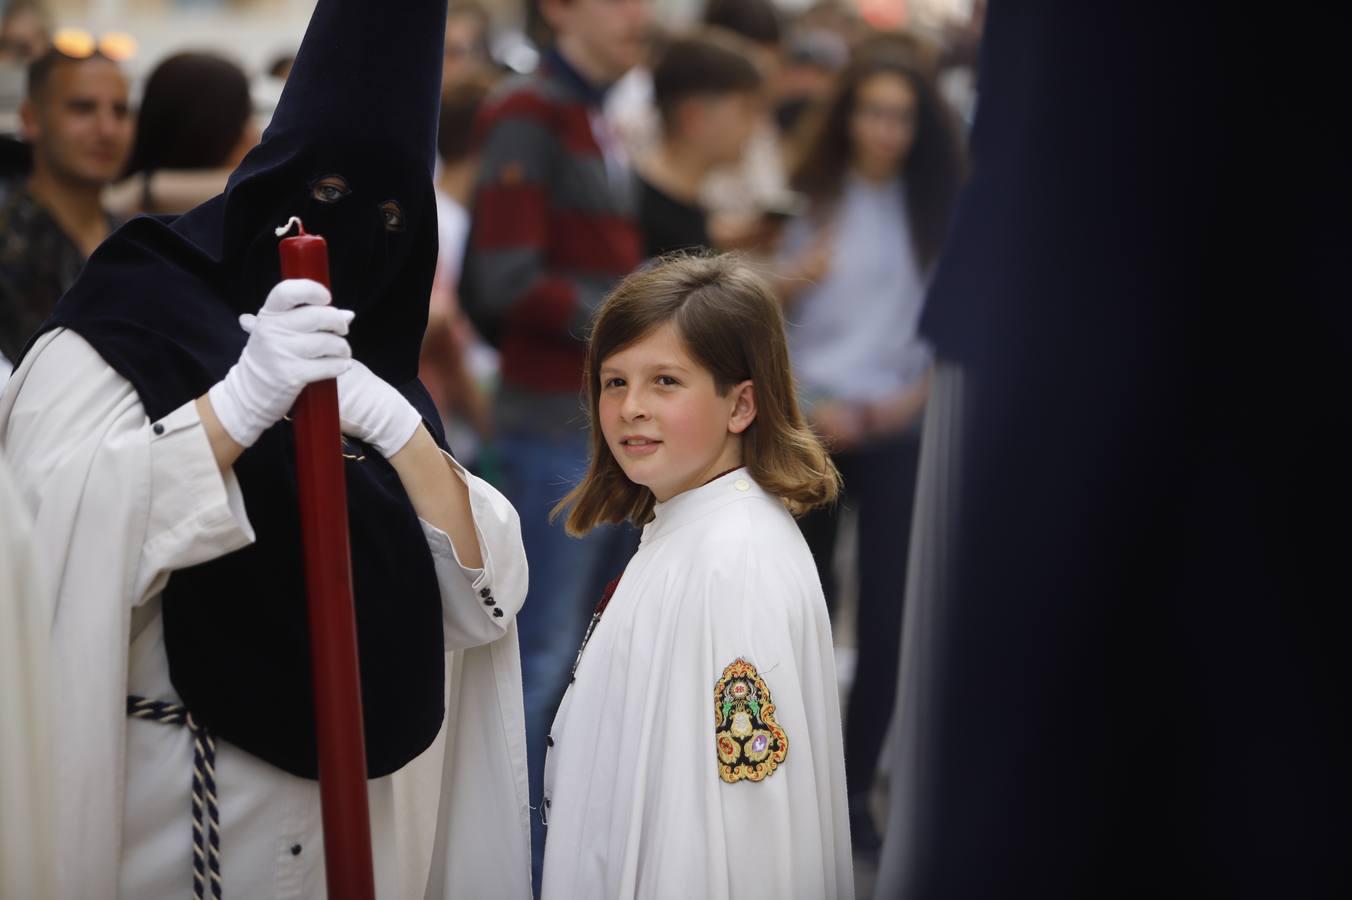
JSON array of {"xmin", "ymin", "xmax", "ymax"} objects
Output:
[
  {"xmin": 434, "ymin": 190, "xmax": 471, "ymax": 291},
  {"xmin": 780, "ymin": 176, "xmax": 933, "ymax": 404},
  {"xmin": 0, "ymin": 328, "xmax": 533, "ymax": 899},
  {"xmin": 605, "ymin": 65, "xmax": 658, "ymax": 162},
  {"xmin": 541, "ymin": 470, "xmax": 853, "ymax": 899}
]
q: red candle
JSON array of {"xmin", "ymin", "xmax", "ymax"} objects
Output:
[
  {"xmin": 278, "ymin": 219, "xmax": 331, "ymax": 289},
  {"xmin": 278, "ymin": 217, "xmax": 376, "ymax": 900}
]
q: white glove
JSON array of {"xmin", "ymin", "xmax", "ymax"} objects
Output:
[
  {"xmin": 210, "ymin": 279, "xmax": 354, "ymax": 448},
  {"xmin": 236, "ymin": 318, "xmax": 421, "ymax": 459},
  {"xmin": 335, "ymin": 359, "xmax": 424, "ymax": 459}
]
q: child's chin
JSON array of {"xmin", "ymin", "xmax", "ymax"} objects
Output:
[
  {"xmin": 615, "ymin": 459, "xmax": 665, "ymax": 493},
  {"xmin": 616, "ymin": 462, "xmax": 653, "ymax": 487}
]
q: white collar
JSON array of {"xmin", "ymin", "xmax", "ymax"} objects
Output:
[{"xmin": 641, "ymin": 467, "xmax": 764, "ymax": 545}]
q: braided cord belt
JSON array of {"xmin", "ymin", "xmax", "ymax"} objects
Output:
[{"xmin": 127, "ymin": 695, "xmax": 223, "ymax": 900}]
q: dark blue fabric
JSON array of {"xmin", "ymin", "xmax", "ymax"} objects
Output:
[
  {"xmin": 27, "ymin": 0, "xmax": 453, "ymax": 779},
  {"xmin": 888, "ymin": 1, "xmax": 1352, "ymax": 897}
]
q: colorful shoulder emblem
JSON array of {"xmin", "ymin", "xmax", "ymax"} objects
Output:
[{"xmin": 714, "ymin": 658, "xmax": 788, "ymax": 784}]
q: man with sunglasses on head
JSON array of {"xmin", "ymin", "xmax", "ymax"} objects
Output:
[{"xmin": 0, "ymin": 44, "xmax": 131, "ymax": 379}]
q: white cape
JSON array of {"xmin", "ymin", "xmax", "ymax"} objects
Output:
[
  {"xmin": 0, "ymin": 449, "xmax": 57, "ymax": 897},
  {"xmin": 541, "ymin": 470, "xmax": 853, "ymax": 899},
  {"xmin": 0, "ymin": 329, "xmax": 532, "ymax": 899}
]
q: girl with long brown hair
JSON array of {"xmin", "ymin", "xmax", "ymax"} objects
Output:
[
  {"xmin": 541, "ymin": 253, "xmax": 854, "ymax": 898},
  {"xmin": 775, "ymin": 33, "xmax": 966, "ymax": 854}
]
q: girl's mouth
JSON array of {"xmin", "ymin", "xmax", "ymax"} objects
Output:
[{"xmin": 618, "ymin": 437, "xmax": 661, "ymax": 456}]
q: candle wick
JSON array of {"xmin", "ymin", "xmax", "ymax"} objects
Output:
[{"xmin": 274, "ymin": 216, "xmax": 306, "ymax": 238}]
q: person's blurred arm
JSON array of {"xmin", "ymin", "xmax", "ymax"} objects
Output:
[
  {"xmin": 103, "ymin": 169, "xmax": 233, "ymax": 218},
  {"xmin": 865, "ymin": 369, "xmax": 932, "ymax": 437},
  {"xmin": 809, "ymin": 371, "xmax": 932, "ymax": 453},
  {"xmin": 443, "ymin": 310, "xmax": 494, "ymax": 438},
  {"xmin": 707, "ymin": 211, "xmax": 780, "ymax": 252},
  {"xmin": 101, "ymin": 177, "xmax": 142, "ymax": 218},
  {"xmin": 770, "ymin": 223, "xmax": 834, "ymax": 306},
  {"xmin": 421, "ymin": 277, "xmax": 494, "ymax": 439}
]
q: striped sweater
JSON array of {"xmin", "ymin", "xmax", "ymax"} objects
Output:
[{"xmin": 461, "ymin": 50, "xmax": 642, "ymax": 433}]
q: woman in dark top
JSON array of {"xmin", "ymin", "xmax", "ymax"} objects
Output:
[
  {"xmin": 117, "ymin": 52, "xmax": 259, "ymax": 214},
  {"xmin": 776, "ymin": 34, "xmax": 965, "ymax": 856}
]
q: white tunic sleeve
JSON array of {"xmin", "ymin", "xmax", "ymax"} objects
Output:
[
  {"xmin": 2, "ymin": 328, "xmax": 256, "ymax": 606},
  {"xmin": 707, "ymin": 546, "xmax": 850, "ymax": 900},
  {"xmin": 0, "ymin": 327, "xmax": 255, "ymax": 900},
  {"xmin": 418, "ymin": 451, "xmax": 528, "ymax": 651},
  {"xmin": 0, "ymin": 453, "xmax": 57, "ymax": 899},
  {"xmin": 628, "ymin": 534, "xmax": 847, "ymax": 900},
  {"xmin": 137, "ymin": 393, "xmax": 257, "ymax": 600}
]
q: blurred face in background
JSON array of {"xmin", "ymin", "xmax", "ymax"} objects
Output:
[
  {"xmin": 0, "ymin": 7, "xmax": 49, "ymax": 63},
  {"xmin": 442, "ymin": 10, "xmax": 489, "ymax": 91},
  {"xmin": 848, "ymin": 71, "xmax": 917, "ymax": 181},
  {"xmin": 544, "ymin": 0, "xmax": 651, "ymax": 84},
  {"xmin": 22, "ymin": 56, "xmax": 133, "ymax": 188},
  {"xmin": 681, "ymin": 90, "xmax": 761, "ymax": 167}
]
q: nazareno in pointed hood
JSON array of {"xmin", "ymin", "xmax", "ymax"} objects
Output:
[
  {"xmin": 43, "ymin": 0, "xmax": 446, "ymax": 397},
  {"xmin": 33, "ymin": 0, "xmax": 456, "ymax": 780}
]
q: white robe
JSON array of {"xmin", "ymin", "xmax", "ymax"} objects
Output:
[
  {"xmin": 0, "ymin": 328, "xmax": 533, "ymax": 900},
  {"xmin": 0, "ymin": 449, "xmax": 57, "ymax": 898},
  {"xmin": 540, "ymin": 470, "xmax": 853, "ymax": 900}
]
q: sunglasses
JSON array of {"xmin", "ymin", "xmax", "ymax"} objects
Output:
[{"xmin": 51, "ymin": 28, "xmax": 138, "ymax": 62}]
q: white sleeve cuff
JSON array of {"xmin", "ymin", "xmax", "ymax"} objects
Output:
[
  {"xmin": 420, "ymin": 450, "xmax": 527, "ymax": 650},
  {"xmin": 139, "ymin": 399, "xmax": 256, "ymax": 599}
]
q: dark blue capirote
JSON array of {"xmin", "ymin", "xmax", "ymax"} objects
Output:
[{"xmin": 31, "ymin": 0, "xmax": 454, "ymax": 780}]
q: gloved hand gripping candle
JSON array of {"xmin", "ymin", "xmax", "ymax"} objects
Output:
[{"xmin": 276, "ymin": 216, "xmax": 376, "ymax": 900}]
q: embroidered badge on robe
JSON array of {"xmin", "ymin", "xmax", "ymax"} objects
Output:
[{"xmin": 714, "ymin": 658, "xmax": 788, "ymax": 783}]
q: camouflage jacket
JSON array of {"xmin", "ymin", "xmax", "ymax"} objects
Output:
[{"xmin": 0, "ymin": 178, "xmax": 107, "ymax": 364}]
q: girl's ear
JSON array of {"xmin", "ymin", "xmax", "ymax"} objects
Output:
[{"xmin": 728, "ymin": 380, "xmax": 757, "ymax": 435}]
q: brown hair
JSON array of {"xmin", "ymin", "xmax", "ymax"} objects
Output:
[
  {"xmin": 437, "ymin": 73, "xmax": 494, "ymax": 163},
  {"xmin": 25, "ymin": 45, "xmax": 113, "ymax": 103},
  {"xmin": 702, "ymin": 0, "xmax": 782, "ymax": 48},
  {"xmin": 554, "ymin": 253, "xmax": 840, "ymax": 536},
  {"xmin": 123, "ymin": 52, "xmax": 251, "ymax": 177},
  {"xmin": 789, "ymin": 33, "xmax": 965, "ymax": 270},
  {"xmin": 652, "ymin": 28, "xmax": 763, "ymax": 133}
]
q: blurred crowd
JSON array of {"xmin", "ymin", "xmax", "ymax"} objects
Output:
[{"xmin": 0, "ymin": 0, "xmax": 983, "ymax": 889}]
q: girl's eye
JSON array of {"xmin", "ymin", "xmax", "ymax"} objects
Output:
[
  {"xmin": 380, "ymin": 202, "xmax": 405, "ymax": 232},
  {"xmin": 603, "ymin": 377, "xmax": 625, "ymax": 389},
  {"xmin": 312, "ymin": 177, "xmax": 350, "ymax": 203},
  {"xmin": 656, "ymin": 375, "xmax": 680, "ymax": 387}
]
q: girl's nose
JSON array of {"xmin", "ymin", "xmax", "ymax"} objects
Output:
[{"xmin": 620, "ymin": 388, "xmax": 649, "ymax": 421}]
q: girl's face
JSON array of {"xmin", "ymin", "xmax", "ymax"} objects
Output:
[
  {"xmin": 598, "ymin": 322, "xmax": 755, "ymax": 503},
  {"xmin": 848, "ymin": 71, "xmax": 918, "ymax": 181}
]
